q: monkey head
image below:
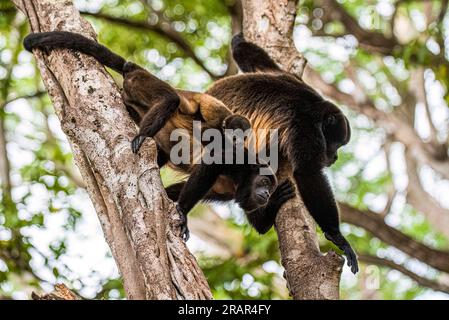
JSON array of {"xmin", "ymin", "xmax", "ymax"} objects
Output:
[
  {"xmin": 222, "ymin": 114, "xmax": 251, "ymax": 131},
  {"xmin": 320, "ymin": 101, "xmax": 351, "ymax": 167},
  {"xmin": 235, "ymin": 164, "xmax": 278, "ymax": 212}
]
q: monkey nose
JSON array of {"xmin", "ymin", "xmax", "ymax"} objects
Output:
[{"xmin": 256, "ymin": 190, "xmax": 270, "ymax": 204}]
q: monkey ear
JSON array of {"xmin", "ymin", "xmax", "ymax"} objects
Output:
[
  {"xmin": 322, "ymin": 112, "xmax": 351, "ymax": 146},
  {"xmin": 231, "ymin": 33, "xmax": 282, "ymax": 73},
  {"xmin": 323, "ymin": 114, "xmax": 337, "ymax": 127}
]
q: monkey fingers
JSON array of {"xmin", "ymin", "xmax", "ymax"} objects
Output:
[
  {"xmin": 273, "ymin": 179, "xmax": 296, "ymax": 202},
  {"xmin": 131, "ymin": 134, "xmax": 146, "ymax": 154},
  {"xmin": 176, "ymin": 204, "xmax": 190, "ymax": 242},
  {"xmin": 343, "ymin": 244, "xmax": 359, "ymax": 274}
]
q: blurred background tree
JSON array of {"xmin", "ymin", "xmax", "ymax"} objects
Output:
[{"xmin": 1, "ymin": 0, "xmax": 449, "ymax": 299}]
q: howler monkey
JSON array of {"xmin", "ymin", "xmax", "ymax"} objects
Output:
[
  {"xmin": 206, "ymin": 33, "xmax": 358, "ymax": 273},
  {"xmin": 23, "ymin": 31, "xmax": 295, "ymax": 241}
]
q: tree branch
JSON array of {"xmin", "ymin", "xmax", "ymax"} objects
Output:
[
  {"xmin": 340, "ymin": 203, "xmax": 449, "ymax": 273},
  {"xmin": 404, "ymin": 150, "xmax": 449, "ymax": 238},
  {"xmin": 319, "ymin": 0, "xmax": 398, "ymax": 55},
  {"xmin": 79, "ymin": 11, "xmax": 218, "ymax": 79},
  {"xmin": 4, "ymin": 90, "xmax": 47, "ymax": 106},
  {"xmin": 359, "ymin": 254, "xmax": 449, "ymax": 294},
  {"xmin": 0, "ymin": 14, "xmax": 21, "ymax": 208},
  {"xmin": 317, "ymin": 0, "xmax": 447, "ymax": 65},
  {"xmin": 14, "ymin": 0, "xmax": 211, "ymax": 300}
]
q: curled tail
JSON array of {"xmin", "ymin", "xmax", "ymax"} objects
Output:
[{"xmin": 24, "ymin": 31, "xmax": 128, "ymax": 74}]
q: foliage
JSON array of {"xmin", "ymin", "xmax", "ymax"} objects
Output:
[{"xmin": 0, "ymin": 0, "xmax": 448, "ymax": 300}]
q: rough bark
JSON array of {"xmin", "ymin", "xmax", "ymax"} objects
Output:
[
  {"xmin": 13, "ymin": 0, "xmax": 211, "ymax": 300},
  {"xmin": 31, "ymin": 284, "xmax": 80, "ymax": 300},
  {"xmin": 241, "ymin": 0, "xmax": 343, "ymax": 300}
]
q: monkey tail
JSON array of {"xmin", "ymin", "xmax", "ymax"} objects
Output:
[{"xmin": 23, "ymin": 31, "xmax": 127, "ymax": 74}]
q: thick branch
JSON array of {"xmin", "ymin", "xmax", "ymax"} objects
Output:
[
  {"xmin": 404, "ymin": 150, "xmax": 449, "ymax": 238},
  {"xmin": 242, "ymin": 0, "xmax": 306, "ymax": 78},
  {"xmin": 14, "ymin": 0, "xmax": 211, "ymax": 300},
  {"xmin": 241, "ymin": 0, "xmax": 343, "ymax": 300},
  {"xmin": 319, "ymin": 0, "xmax": 398, "ymax": 55},
  {"xmin": 80, "ymin": 11, "xmax": 217, "ymax": 79},
  {"xmin": 340, "ymin": 203, "xmax": 449, "ymax": 273}
]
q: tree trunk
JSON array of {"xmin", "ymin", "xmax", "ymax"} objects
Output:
[
  {"xmin": 13, "ymin": 0, "xmax": 211, "ymax": 300},
  {"xmin": 14, "ymin": 0, "xmax": 343, "ymax": 300},
  {"xmin": 241, "ymin": 0, "xmax": 343, "ymax": 299}
]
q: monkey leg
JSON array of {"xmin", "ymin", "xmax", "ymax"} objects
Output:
[
  {"xmin": 176, "ymin": 164, "xmax": 223, "ymax": 241},
  {"xmin": 166, "ymin": 181, "xmax": 234, "ymax": 203},
  {"xmin": 125, "ymin": 104, "xmax": 141, "ymax": 125},
  {"xmin": 131, "ymin": 95, "xmax": 181, "ymax": 153},
  {"xmin": 194, "ymin": 94, "xmax": 232, "ymax": 128},
  {"xmin": 165, "ymin": 182, "xmax": 185, "ymax": 201}
]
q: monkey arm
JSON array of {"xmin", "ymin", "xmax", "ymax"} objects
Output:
[
  {"xmin": 194, "ymin": 94, "xmax": 233, "ymax": 128},
  {"xmin": 293, "ymin": 169, "xmax": 358, "ymax": 274},
  {"xmin": 165, "ymin": 181, "xmax": 235, "ymax": 203},
  {"xmin": 288, "ymin": 123, "xmax": 358, "ymax": 273},
  {"xmin": 246, "ymin": 179, "xmax": 295, "ymax": 234},
  {"xmin": 293, "ymin": 169, "xmax": 340, "ymax": 235},
  {"xmin": 231, "ymin": 33, "xmax": 281, "ymax": 73},
  {"xmin": 176, "ymin": 164, "xmax": 223, "ymax": 215},
  {"xmin": 173, "ymin": 164, "xmax": 223, "ymax": 241}
]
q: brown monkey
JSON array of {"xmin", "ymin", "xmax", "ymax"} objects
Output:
[{"xmin": 24, "ymin": 31, "xmax": 295, "ymax": 240}]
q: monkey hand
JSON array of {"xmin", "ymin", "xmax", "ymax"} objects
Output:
[
  {"xmin": 272, "ymin": 179, "xmax": 296, "ymax": 203},
  {"xmin": 175, "ymin": 204, "xmax": 190, "ymax": 242},
  {"xmin": 131, "ymin": 134, "xmax": 146, "ymax": 154},
  {"xmin": 324, "ymin": 232, "xmax": 359, "ymax": 274}
]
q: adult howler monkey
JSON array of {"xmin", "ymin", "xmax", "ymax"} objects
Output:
[
  {"xmin": 23, "ymin": 31, "xmax": 295, "ymax": 240},
  {"xmin": 206, "ymin": 33, "xmax": 358, "ymax": 273}
]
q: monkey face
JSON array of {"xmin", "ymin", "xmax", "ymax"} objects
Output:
[
  {"xmin": 236, "ymin": 171, "xmax": 277, "ymax": 212},
  {"xmin": 222, "ymin": 115, "xmax": 251, "ymax": 132}
]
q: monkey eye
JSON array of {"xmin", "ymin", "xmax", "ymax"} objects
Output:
[
  {"xmin": 261, "ymin": 177, "xmax": 271, "ymax": 186},
  {"xmin": 325, "ymin": 115, "xmax": 337, "ymax": 126}
]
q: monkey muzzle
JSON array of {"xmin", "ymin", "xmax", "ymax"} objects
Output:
[{"xmin": 255, "ymin": 189, "xmax": 270, "ymax": 206}]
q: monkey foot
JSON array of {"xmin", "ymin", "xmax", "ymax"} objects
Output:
[
  {"xmin": 325, "ymin": 232, "xmax": 359, "ymax": 274},
  {"xmin": 274, "ymin": 179, "xmax": 296, "ymax": 202},
  {"xmin": 131, "ymin": 134, "xmax": 146, "ymax": 154},
  {"xmin": 175, "ymin": 204, "xmax": 190, "ymax": 242}
]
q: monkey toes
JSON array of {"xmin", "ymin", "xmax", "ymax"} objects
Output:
[
  {"xmin": 274, "ymin": 179, "xmax": 296, "ymax": 202},
  {"xmin": 324, "ymin": 232, "xmax": 359, "ymax": 274},
  {"xmin": 175, "ymin": 204, "xmax": 190, "ymax": 242},
  {"xmin": 131, "ymin": 134, "xmax": 146, "ymax": 154}
]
